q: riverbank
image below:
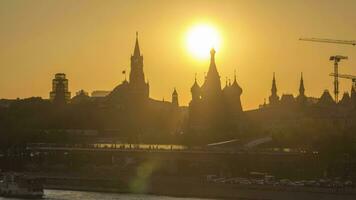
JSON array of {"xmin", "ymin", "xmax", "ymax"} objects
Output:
[{"xmin": 37, "ymin": 175, "xmax": 356, "ymax": 200}]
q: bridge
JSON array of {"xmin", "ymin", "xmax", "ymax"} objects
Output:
[{"xmin": 26, "ymin": 143, "xmax": 320, "ymax": 175}]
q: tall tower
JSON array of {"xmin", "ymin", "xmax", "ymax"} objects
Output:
[
  {"xmin": 201, "ymin": 48, "xmax": 222, "ymax": 100},
  {"xmin": 296, "ymin": 72, "xmax": 307, "ymax": 105},
  {"xmin": 50, "ymin": 73, "xmax": 71, "ymax": 104},
  {"xmin": 269, "ymin": 73, "xmax": 279, "ymax": 105},
  {"xmin": 299, "ymin": 72, "xmax": 305, "ymax": 96},
  {"xmin": 172, "ymin": 88, "xmax": 179, "ymax": 106},
  {"xmin": 128, "ymin": 32, "xmax": 149, "ymax": 100}
]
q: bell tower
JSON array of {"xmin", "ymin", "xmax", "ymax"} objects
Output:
[{"xmin": 128, "ymin": 32, "xmax": 149, "ymax": 100}]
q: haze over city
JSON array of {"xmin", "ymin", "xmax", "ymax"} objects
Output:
[
  {"xmin": 2, "ymin": 1, "xmax": 356, "ymax": 200},
  {"xmin": 1, "ymin": 0, "xmax": 356, "ymax": 109}
]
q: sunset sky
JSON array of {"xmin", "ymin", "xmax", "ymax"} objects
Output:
[{"xmin": 1, "ymin": 0, "xmax": 356, "ymax": 110}]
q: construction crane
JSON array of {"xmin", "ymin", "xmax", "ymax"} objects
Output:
[
  {"xmin": 299, "ymin": 38, "xmax": 356, "ymax": 46},
  {"xmin": 329, "ymin": 73, "xmax": 356, "ymax": 91},
  {"xmin": 329, "ymin": 56, "xmax": 348, "ymax": 103},
  {"xmin": 300, "ymin": 37, "xmax": 355, "ymax": 102}
]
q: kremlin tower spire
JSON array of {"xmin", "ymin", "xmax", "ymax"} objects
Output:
[
  {"xmin": 299, "ymin": 72, "xmax": 305, "ymax": 96},
  {"xmin": 129, "ymin": 32, "xmax": 149, "ymax": 100},
  {"xmin": 133, "ymin": 31, "xmax": 141, "ymax": 56},
  {"xmin": 106, "ymin": 32, "xmax": 149, "ymax": 105},
  {"xmin": 271, "ymin": 72, "xmax": 277, "ymax": 96},
  {"xmin": 130, "ymin": 31, "xmax": 145, "ymax": 85},
  {"xmin": 269, "ymin": 72, "xmax": 279, "ymax": 105}
]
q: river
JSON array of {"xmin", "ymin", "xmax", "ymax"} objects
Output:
[{"xmin": 0, "ymin": 190, "xmax": 213, "ymax": 200}]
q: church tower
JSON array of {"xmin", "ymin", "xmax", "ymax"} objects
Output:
[
  {"xmin": 296, "ymin": 72, "xmax": 307, "ymax": 105},
  {"xmin": 200, "ymin": 48, "xmax": 222, "ymax": 100},
  {"xmin": 128, "ymin": 32, "xmax": 149, "ymax": 100},
  {"xmin": 269, "ymin": 73, "xmax": 279, "ymax": 105}
]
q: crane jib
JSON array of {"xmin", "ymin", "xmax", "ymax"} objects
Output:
[{"xmin": 300, "ymin": 38, "xmax": 356, "ymax": 46}]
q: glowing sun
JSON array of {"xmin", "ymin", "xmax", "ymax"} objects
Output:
[{"xmin": 186, "ymin": 24, "xmax": 221, "ymax": 59}]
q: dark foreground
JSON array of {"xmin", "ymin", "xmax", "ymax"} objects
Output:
[
  {"xmin": 36, "ymin": 175, "xmax": 356, "ymax": 200},
  {"xmin": 0, "ymin": 189, "xmax": 208, "ymax": 200}
]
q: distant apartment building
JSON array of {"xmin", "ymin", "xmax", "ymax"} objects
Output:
[{"xmin": 50, "ymin": 73, "xmax": 71, "ymax": 104}]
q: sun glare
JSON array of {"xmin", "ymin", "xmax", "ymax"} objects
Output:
[{"xmin": 186, "ymin": 24, "xmax": 221, "ymax": 60}]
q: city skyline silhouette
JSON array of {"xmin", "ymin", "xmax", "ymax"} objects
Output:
[
  {"xmin": 1, "ymin": 0, "xmax": 356, "ymax": 109},
  {"xmin": 1, "ymin": 1, "xmax": 356, "ymax": 199}
]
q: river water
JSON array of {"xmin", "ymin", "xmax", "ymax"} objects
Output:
[{"xmin": 0, "ymin": 190, "xmax": 212, "ymax": 200}]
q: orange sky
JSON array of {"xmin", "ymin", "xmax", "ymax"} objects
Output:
[{"xmin": 1, "ymin": 0, "xmax": 356, "ymax": 110}]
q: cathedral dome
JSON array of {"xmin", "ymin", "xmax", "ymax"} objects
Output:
[{"xmin": 231, "ymin": 79, "xmax": 242, "ymax": 95}]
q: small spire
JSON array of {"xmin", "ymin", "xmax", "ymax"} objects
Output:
[
  {"xmin": 234, "ymin": 69, "xmax": 237, "ymax": 82},
  {"xmin": 225, "ymin": 76, "xmax": 228, "ymax": 87},
  {"xmin": 195, "ymin": 73, "xmax": 197, "ymax": 82},
  {"xmin": 299, "ymin": 72, "xmax": 305, "ymax": 96},
  {"xmin": 209, "ymin": 48, "xmax": 216, "ymax": 66},
  {"xmin": 271, "ymin": 72, "xmax": 277, "ymax": 95},
  {"xmin": 133, "ymin": 31, "xmax": 140, "ymax": 56},
  {"xmin": 206, "ymin": 48, "xmax": 219, "ymax": 80}
]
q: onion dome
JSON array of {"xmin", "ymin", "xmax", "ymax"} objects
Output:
[
  {"xmin": 191, "ymin": 75, "xmax": 201, "ymax": 93},
  {"xmin": 230, "ymin": 71, "xmax": 242, "ymax": 95}
]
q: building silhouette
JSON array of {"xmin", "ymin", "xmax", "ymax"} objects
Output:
[
  {"xmin": 188, "ymin": 49, "xmax": 243, "ymax": 137},
  {"xmin": 95, "ymin": 33, "xmax": 182, "ymax": 135},
  {"xmin": 33, "ymin": 34, "xmax": 356, "ymax": 145},
  {"xmin": 106, "ymin": 32, "xmax": 150, "ymax": 106},
  {"xmin": 172, "ymin": 88, "xmax": 179, "ymax": 107},
  {"xmin": 91, "ymin": 90, "xmax": 110, "ymax": 98},
  {"xmin": 71, "ymin": 90, "xmax": 90, "ymax": 104},
  {"xmin": 50, "ymin": 73, "xmax": 71, "ymax": 104},
  {"xmin": 248, "ymin": 71, "xmax": 356, "ymax": 143}
]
